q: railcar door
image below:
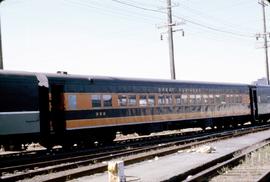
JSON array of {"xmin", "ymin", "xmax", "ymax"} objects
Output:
[
  {"xmin": 39, "ymin": 86, "xmax": 50, "ymax": 139},
  {"xmin": 250, "ymin": 87, "xmax": 258, "ymax": 121},
  {"xmin": 50, "ymin": 84, "xmax": 66, "ymax": 136}
]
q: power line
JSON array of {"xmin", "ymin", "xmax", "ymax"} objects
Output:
[
  {"xmin": 63, "ymin": 0, "xmax": 163, "ymax": 23},
  {"xmin": 119, "ymin": 0, "xmax": 159, "ymax": 8},
  {"xmin": 182, "ymin": 0, "xmax": 253, "ymax": 13},
  {"xmin": 112, "ymin": 0, "xmax": 254, "ymax": 39},
  {"xmin": 173, "ymin": 15, "xmax": 254, "ymax": 38},
  {"xmin": 177, "ymin": 3, "xmax": 257, "ymax": 34},
  {"xmin": 63, "ymin": 0, "xmax": 255, "ymax": 39},
  {"xmin": 111, "ymin": 0, "xmax": 164, "ymax": 13}
]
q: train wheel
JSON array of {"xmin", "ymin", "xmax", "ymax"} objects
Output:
[
  {"xmin": 232, "ymin": 122, "xmax": 238, "ymax": 128},
  {"xmin": 43, "ymin": 144, "xmax": 53, "ymax": 150},
  {"xmin": 98, "ymin": 133, "xmax": 115, "ymax": 146},
  {"xmin": 76, "ymin": 139, "xmax": 96, "ymax": 149},
  {"xmin": 40, "ymin": 140, "xmax": 54, "ymax": 150},
  {"xmin": 137, "ymin": 131, "xmax": 151, "ymax": 136},
  {"xmin": 61, "ymin": 143, "xmax": 75, "ymax": 150},
  {"xmin": 3, "ymin": 144, "xmax": 22, "ymax": 151},
  {"xmin": 216, "ymin": 124, "xmax": 223, "ymax": 130}
]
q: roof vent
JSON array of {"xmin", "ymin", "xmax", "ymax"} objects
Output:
[
  {"xmin": 57, "ymin": 71, "xmax": 68, "ymax": 75},
  {"xmin": 89, "ymin": 77, "xmax": 94, "ymax": 84}
]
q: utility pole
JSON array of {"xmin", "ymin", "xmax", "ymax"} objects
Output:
[
  {"xmin": 0, "ymin": 0, "xmax": 4, "ymax": 70},
  {"xmin": 0, "ymin": 17, "xmax": 3, "ymax": 70},
  {"xmin": 159, "ymin": 0, "xmax": 184, "ymax": 80},
  {"xmin": 167, "ymin": 0, "xmax": 176, "ymax": 80},
  {"xmin": 257, "ymin": 0, "xmax": 270, "ymax": 85}
]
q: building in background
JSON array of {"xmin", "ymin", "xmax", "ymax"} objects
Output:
[{"xmin": 252, "ymin": 77, "xmax": 268, "ymax": 85}]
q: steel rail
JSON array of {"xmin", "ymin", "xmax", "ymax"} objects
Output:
[
  {"xmin": 1, "ymin": 124, "xmax": 269, "ymax": 182},
  {"xmin": 0, "ymin": 129, "xmax": 204, "ymax": 168},
  {"xmin": 173, "ymin": 140, "xmax": 270, "ymax": 181}
]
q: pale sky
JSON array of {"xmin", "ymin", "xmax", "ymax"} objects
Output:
[{"xmin": 1, "ymin": 0, "xmax": 269, "ymax": 84}]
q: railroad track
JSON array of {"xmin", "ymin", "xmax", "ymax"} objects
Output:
[
  {"xmin": 169, "ymin": 130, "xmax": 270, "ymax": 182},
  {"xmin": 211, "ymin": 143, "xmax": 270, "ymax": 182},
  {"xmin": 0, "ymin": 129, "xmax": 214, "ymax": 173},
  {"xmin": 181, "ymin": 141, "xmax": 270, "ymax": 182},
  {"xmin": 1, "ymin": 124, "xmax": 270, "ymax": 182},
  {"xmin": 0, "ymin": 128, "xmax": 204, "ymax": 167},
  {"xmin": 0, "ymin": 129, "xmax": 209, "ymax": 181},
  {"xmin": 0, "ymin": 128, "xmax": 211, "ymax": 181}
]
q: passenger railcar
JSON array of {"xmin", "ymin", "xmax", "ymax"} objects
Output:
[
  {"xmin": 0, "ymin": 71, "xmax": 43, "ymax": 150},
  {"xmin": 55, "ymin": 76, "xmax": 252, "ymax": 143},
  {"xmin": 255, "ymin": 85, "xmax": 270, "ymax": 121},
  {"xmin": 0, "ymin": 70, "xmax": 268, "ymax": 150}
]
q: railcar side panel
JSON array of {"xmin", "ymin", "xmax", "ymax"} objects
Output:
[
  {"xmin": 51, "ymin": 77, "xmax": 251, "ymax": 130},
  {"xmin": 256, "ymin": 86, "xmax": 270, "ymax": 119},
  {"xmin": 0, "ymin": 73, "xmax": 40, "ymax": 135}
]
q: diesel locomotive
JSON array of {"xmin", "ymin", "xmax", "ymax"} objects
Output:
[{"xmin": 1, "ymin": 70, "xmax": 270, "ymax": 150}]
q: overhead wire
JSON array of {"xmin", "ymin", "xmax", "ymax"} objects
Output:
[
  {"xmin": 203, "ymin": 0, "xmax": 255, "ymax": 13},
  {"xmin": 111, "ymin": 0, "xmax": 255, "ymax": 39},
  {"xmin": 111, "ymin": 0, "xmax": 165, "ymax": 14},
  {"xmin": 184, "ymin": 24, "xmax": 256, "ymax": 44},
  {"xmin": 176, "ymin": 2, "xmax": 258, "ymax": 34},
  {"xmin": 61, "ymin": 0, "xmax": 257, "ymax": 40},
  {"xmin": 62, "ymin": 0, "xmax": 163, "ymax": 23},
  {"xmin": 173, "ymin": 14, "xmax": 254, "ymax": 38},
  {"xmin": 117, "ymin": 0, "xmax": 160, "ymax": 8}
]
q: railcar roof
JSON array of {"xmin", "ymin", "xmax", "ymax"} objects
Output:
[
  {"xmin": 43, "ymin": 73, "xmax": 253, "ymax": 88},
  {"xmin": 0, "ymin": 69, "xmax": 254, "ymax": 87},
  {"xmin": 255, "ymin": 85, "xmax": 270, "ymax": 88}
]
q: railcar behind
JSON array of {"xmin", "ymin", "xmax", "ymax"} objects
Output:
[
  {"xmin": 0, "ymin": 71, "xmax": 42, "ymax": 150},
  {"xmin": 255, "ymin": 85, "xmax": 270, "ymax": 121}
]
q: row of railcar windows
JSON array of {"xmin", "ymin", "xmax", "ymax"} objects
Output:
[
  {"xmin": 90, "ymin": 93, "xmax": 246, "ymax": 109},
  {"xmin": 118, "ymin": 95, "xmax": 155, "ymax": 107},
  {"xmin": 67, "ymin": 93, "xmax": 247, "ymax": 110}
]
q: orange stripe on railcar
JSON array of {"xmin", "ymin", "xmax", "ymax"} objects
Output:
[{"xmin": 66, "ymin": 110, "xmax": 250, "ymax": 129}]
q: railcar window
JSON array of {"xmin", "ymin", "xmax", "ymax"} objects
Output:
[
  {"xmin": 158, "ymin": 95, "xmax": 164, "ymax": 105},
  {"xmin": 209, "ymin": 94, "xmax": 214, "ymax": 104},
  {"xmin": 128, "ymin": 95, "xmax": 136, "ymax": 106},
  {"xmin": 258, "ymin": 96, "xmax": 261, "ymax": 103},
  {"xmin": 103, "ymin": 95, "xmax": 112, "ymax": 107},
  {"xmin": 236, "ymin": 95, "xmax": 239, "ymax": 103},
  {"xmin": 231, "ymin": 94, "xmax": 235, "ymax": 103},
  {"xmin": 221, "ymin": 95, "xmax": 226, "ymax": 104},
  {"xmin": 202, "ymin": 95, "xmax": 208, "ymax": 104},
  {"xmin": 226, "ymin": 95, "xmax": 230, "ymax": 103},
  {"xmin": 240, "ymin": 95, "xmax": 243, "ymax": 103},
  {"xmin": 235, "ymin": 95, "xmax": 239, "ymax": 103},
  {"xmin": 215, "ymin": 95, "xmax": 221, "ymax": 104},
  {"xmin": 261, "ymin": 95, "xmax": 266, "ymax": 103},
  {"xmin": 139, "ymin": 95, "xmax": 147, "ymax": 106},
  {"xmin": 189, "ymin": 95, "xmax": 196, "ymax": 105},
  {"xmin": 118, "ymin": 95, "xmax": 127, "ymax": 106},
  {"xmin": 148, "ymin": 95, "xmax": 155, "ymax": 106},
  {"xmin": 92, "ymin": 95, "xmax": 101, "ymax": 108},
  {"xmin": 181, "ymin": 94, "xmax": 188, "ymax": 105},
  {"xmin": 165, "ymin": 95, "xmax": 173, "ymax": 105},
  {"xmin": 260, "ymin": 95, "xmax": 266, "ymax": 103},
  {"xmin": 267, "ymin": 96, "xmax": 270, "ymax": 103},
  {"xmin": 175, "ymin": 95, "xmax": 181, "ymax": 105},
  {"xmin": 196, "ymin": 95, "xmax": 201, "ymax": 104},
  {"xmin": 68, "ymin": 95, "xmax": 77, "ymax": 110}
]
